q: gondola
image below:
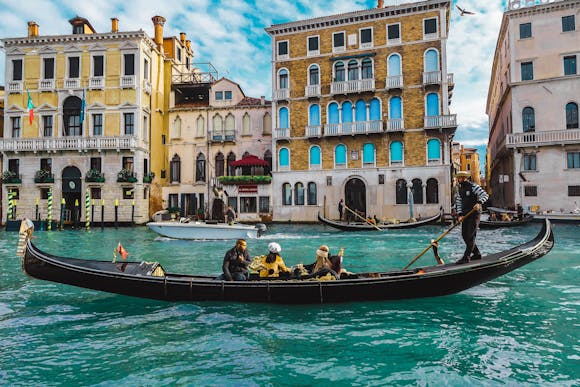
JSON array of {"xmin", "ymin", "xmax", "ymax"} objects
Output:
[
  {"xmin": 479, "ymin": 214, "xmax": 535, "ymax": 229},
  {"xmin": 17, "ymin": 218, "xmax": 554, "ymax": 304},
  {"xmin": 317, "ymin": 209, "xmax": 443, "ymax": 231}
]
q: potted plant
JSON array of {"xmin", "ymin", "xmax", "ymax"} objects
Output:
[
  {"xmin": 143, "ymin": 171, "xmax": 155, "ymax": 184},
  {"xmin": 2, "ymin": 170, "xmax": 21, "ymax": 184},
  {"xmin": 34, "ymin": 169, "xmax": 54, "ymax": 183},
  {"xmin": 117, "ymin": 168, "xmax": 137, "ymax": 183},
  {"xmin": 196, "ymin": 207, "xmax": 205, "ymax": 220},
  {"xmin": 86, "ymin": 169, "xmax": 105, "ymax": 183}
]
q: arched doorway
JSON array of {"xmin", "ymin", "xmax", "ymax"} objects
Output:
[
  {"xmin": 345, "ymin": 178, "xmax": 366, "ymax": 219},
  {"xmin": 62, "ymin": 166, "xmax": 82, "ymax": 225}
]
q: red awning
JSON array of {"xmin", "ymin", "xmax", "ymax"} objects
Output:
[{"xmin": 229, "ymin": 155, "xmax": 269, "ymax": 167}]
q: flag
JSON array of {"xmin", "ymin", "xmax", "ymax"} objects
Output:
[
  {"xmin": 80, "ymin": 89, "xmax": 86, "ymax": 123},
  {"xmin": 116, "ymin": 242, "xmax": 128, "ymax": 260},
  {"xmin": 27, "ymin": 90, "xmax": 35, "ymax": 125}
]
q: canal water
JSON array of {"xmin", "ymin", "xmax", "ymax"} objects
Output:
[{"xmin": 0, "ymin": 222, "xmax": 578, "ymax": 385}]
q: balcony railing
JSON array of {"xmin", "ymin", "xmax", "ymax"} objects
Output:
[
  {"xmin": 386, "ymin": 118, "xmax": 404, "ymax": 132},
  {"xmin": 447, "ymin": 73, "xmax": 454, "ymax": 86},
  {"xmin": 423, "ymin": 71, "xmax": 442, "ymax": 85},
  {"xmin": 424, "ymin": 115, "xmax": 457, "ymax": 128},
  {"xmin": 386, "ymin": 75, "xmax": 403, "ymax": 89},
  {"xmin": 120, "ymin": 75, "xmax": 136, "ymax": 89},
  {"xmin": 64, "ymin": 78, "xmax": 80, "ymax": 89},
  {"xmin": 89, "ymin": 77, "xmax": 104, "ymax": 90},
  {"xmin": 305, "ymin": 85, "xmax": 321, "ymax": 97},
  {"xmin": 0, "ymin": 136, "xmax": 139, "ymax": 153},
  {"xmin": 275, "ymin": 127, "xmax": 290, "ymax": 139},
  {"xmin": 306, "ymin": 125, "xmax": 322, "ymax": 137},
  {"xmin": 209, "ymin": 130, "xmax": 236, "ymax": 142},
  {"xmin": 330, "ymin": 79, "xmax": 375, "ymax": 94},
  {"xmin": 38, "ymin": 79, "xmax": 55, "ymax": 91},
  {"xmin": 506, "ymin": 129, "xmax": 580, "ymax": 148},
  {"xmin": 324, "ymin": 120, "xmax": 383, "ymax": 136},
  {"xmin": 273, "ymin": 88, "xmax": 289, "ymax": 100},
  {"xmin": 8, "ymin": 81, "xmax": 23, "ymax": 93}
]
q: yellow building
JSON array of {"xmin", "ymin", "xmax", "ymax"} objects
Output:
[
  {"xmin": 0, "ymin": 16, "xmax": 192, "ymax": 225},
  {"xmin": 266, "ymin": 0, "xmax": 457, "ymax": 221}
]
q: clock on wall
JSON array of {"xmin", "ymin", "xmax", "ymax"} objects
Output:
[{"xmin": 68, "ymin": 181, "xmax": 76, "ymax": 190}]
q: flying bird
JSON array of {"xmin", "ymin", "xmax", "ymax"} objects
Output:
[{"xmin": 456, "ymin": 5, "xmax": 475, "ymax": 16}]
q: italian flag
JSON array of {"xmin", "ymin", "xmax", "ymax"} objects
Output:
[{"xmin": 27, "ymin": 90, "xmax": 35, "ymax": 125}]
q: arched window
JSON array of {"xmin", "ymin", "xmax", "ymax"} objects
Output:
[
  {"xmin": 282, "ymin": 183, "xmax": 292, "ymax": 205},
  {"xmin": 212, "ymin": 114, "xmax": 223, "ymax": 138},
  {"xmin": 348, "ymin": 60, "xmax": 359, "ymax": 80},
  {"xmin": 173, "ymin": 116, "xmax": 182, "ymax": 138},
  {"xmin": 63, "ymin": 96, "xmax": 82, "ymax": 136},
  {"xmin": 196, "ymin": 115, "xmax": 205, "ymax": 137},
  {"xmin": 412, "ymin": 178, "xmax": 423, "ymax": 204},
  {"xmin": 309, "ymin": 145, "xmax": 321, "ymax": 168},
  {"xmin": 264, "ymin": 150, "xmax": 272, "ymax": 175},
  {"xmin": 295, "ymin": 182, "xmax": 305, "ymax": 205},
  {"xmin": 390, "ymin": 141, "xmax": 403, "ymax": 163},
  {"xmin": 328, "ymin": 102, "xmax": 340, "ymax": 124},
  {"xmin": 369, "ymin": 98, "xmax": 381, "ymax": 121},
  {"xmin": 307, "ymin": 182, "xmax": 317, "ymax": 205},
  {"xmin": 278, "ymin": 69, "xmax": 288, "ymax": 89},
  {"xmin": 389, "ymin": 96, "xmax": 402, "ymax": 119},
  {"xmin": 522, "ymin": 107, "xmax": 535, "ymax": 132},
  {"xmin": 424, "ymin": 49, "xmax": 439, "ymax": 72},
  {"xmin": 426, "ymin": 178, "xmax": 439, "ymax": 204},
  {"xmin": 342, "ymin": 101, "xmax": 353, "ymax": 123},
  {"xmin": 396, "ymin": 179, "xmax": 407, "ymax": 204},
  {"xmin": 335, "ymin": 144, "xmax": 347, "ymax": 167},
  {"xmin": 227, "ymin": 152, "xmax": 236, "ymax": 176},
  {"xmin": 355, "ymin": 100, "xmax": 367, "ymax": 122},
  {"xmin": 309, "ymin": 104, "xmax": 320, "ymax": 126},
  {"xmin": 427, "ymin": 138, "xmax": 441, "ymax": 161},
  {"xmin": 262, "ymin": 112, "xmax": 272, "ymax": 134},
  {"xmin": 225, "ymin": 114, "xmax": 235, "ymax": 138},
  {"xmin": 195, "ymin": 153, "xmax": 205, "ymax": 182},
  {"xmin": 309, "ymin": 65, "xmax": 320, "ymax": 85},
  {"xmin": 279, "ymin": 107, "xmax": 289, "ymax": 128},
  {"xmin": 242, "ymin": 113, "xmax": 251, "ymax": 135},
  {"xmin": 566, "ymin": 102, "xmax": 579, "ymax": 129},
  {"xmin": 170, "ymin": 154, "xmax": 181, "ymax": 183},
  {"xmin": 426, "ymin": 93, "xmax": 440, "ymax": 116},
  {"xmin": 215, "ymin": 152, "xmax": 224, "ymax": 177},
  {"xmin": 334, "ymin": 61, "xmax": 345, "ymax": 82},
  {"xmin": 388, "ymin": 54, "xmax": 401, "ymax": 76},
  {"xmin": 363, "ymin": 143, "xmax": 375, "ymax": 165},
  {"xmin": 361, "ymin": 58, "xmax": 373, "ymax": 79},
  {"xmin": 279, "ymin": 147, "xmax": 289, "ymax": 169}
]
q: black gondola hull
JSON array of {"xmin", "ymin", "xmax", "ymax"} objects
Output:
[
  {"xmin": 317, "ymin": 210, "xmax": 443, "ymax": 231},
  {"xmin": 479, "ymin": 215, "xmax": 535, "ymax": 229}
]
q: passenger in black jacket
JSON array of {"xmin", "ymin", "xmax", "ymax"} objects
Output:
[{"xmin": 217, "ymin": 239, "xmax": 251, "ymax": 281}]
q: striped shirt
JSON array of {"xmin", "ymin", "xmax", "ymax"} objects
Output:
[{"xmin": 455, "ymin": 182, "xmax": 489, "ymax": 215}]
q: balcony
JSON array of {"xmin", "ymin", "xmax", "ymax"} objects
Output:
[
  {"xmin": 120, "ymin": 75, "xmax": 136, "ymax": 89},
  {"xmin": 8, "ymin": 81, "xmax": 23, "ymax": 93},
  {"xmin": 330, "ymin": 79, "xmax": 375, "ymax": 94},
  {"xmin": 1, "ymin": 171, "xmax": 21, "ymax": 185},
  {"xmin": 34, "ymin": 170, "xmax": 55, "ymax": 184},
  {"xmin": 324, "ymin": 120, "xmax": 383, "ymax": 136},
  {"xmin": 506, "ymin": 129, "xmax": 580, "ymax": 148},
  {"xmin": 306, "ymin": 125, "xmax": 322, "ymax": 137},
  {"xmin": 85, "ymin": 169, "xmax": 106, "ymax": 183},
  {"xmin": 423, "ymin": 71, "xmax": 442, "ymax": 85},
  {"xmin": 386, "ymin": 75, "xmax": 403, "ymax": 90},
  {"xmin": 305, "ymin": 85, "xmax": 321, "ymax": 98},
  {"xmin": 275, "ymin": 127, "xmax": 290, "ymax": 139},
  {"xmin": 273, "ymin": 88, "xmax": 289, "ymax": 100},
  {"xmin": 0, "ymin": 136, "xmax": 139, "ymax": 153},
  {"xmin": 386, "ymin": 118, "xmax": 404, "ymax": 132},
  {"xmin": 424, "ymin": 115, "xmax": 457, "ymax": 129},
  {"xmin": 143, "ymin": 80, "xmax": 152, "ymax": 94},
  {"xmin": 209, "ymin": 130, "xmax": 236, "ymax": 142},
  {"xmin": 117, "ymin": 169, "xmax": 137, "ymax": 183},
  {"xmin": 89, "ymin": 77, "xmax": 104, "ymax": 90},
  {"xmin": 64, "ymin": 78, "xmax": 80, "ymax": 89},
  {"xmin": 38, "ymin": 79, "xmax": 55, "ymax": 91},
  {"xmin": 447, "ymin": 73, "xmax": 454, "ymax": 90}
]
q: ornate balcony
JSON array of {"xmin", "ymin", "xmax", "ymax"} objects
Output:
[
  {"xmin": 117, "ymin": 169, "xmax": 137, "ymax": 183},
  {"xmin": 273, "ymin": 88, "xmax": 289, "ymax": 100},
  {"xmin": 85, "ymin": 169, "xmax": 106, "ymax": 183},
  {"xmin": 89, "ymin": 77, "xmax": 104, "ymax": 90},
  {"xmin": 386, "ymin": 75, "xmax": 403, "ymax": 90},
  {"xmin": 306, "ymin": 125, "xmax": 322, "ymax": 137},
  {"xmin": 120, "ymin": 75, "xmax": 136, "ymax": 89},
  {"xmin": 209, "ymin": 130, "xmax": 236, "ymax": 142},
  {"xmin": 0, "ymin": 136, "xmax": 140, "ymax": 153},
  {"xmin": 424, "ymin": 115, "xmax": 457, "ymax": 129},
  {"xmin": 34, "ymin": 170, "xmax": 55, "ymax": 184},
  {"xmin": 507, "ymin": 129, "xmax": 580, "ymax": 148},
  {"xmin": 38, "ymin": 79, "xmax": 55, "ymax": 91},
  {"xmin": 2, "ymin": 171, "xmax": 21, "ymax": 184},
  {"xmin": 64, "ymin": 78, "xmax": 80, "ymax": 89},
  {"xmin": 8, "ymin": 81, "xmax": 23, "ymax": 93},
  {"xmin": 386, "ymin": 118, "xmax": 404, "ymax": 132},
  {"xmin": 275, "ymin": 128, "xmax": 290, "ymax": 139},
  {"xmin": 305, "ymin": 85, "xmax": 321, "ymax": 98},
  {"xmin": 324, "ymin": 120, "xmax": 382, "ymax": 136},
  {"xmin": 330, "ymin": 79, "xmax": 375, "ymax": 94},
  {"xmin": 423, "ymin": 71, "xmax": 442, "ymax": 85}
]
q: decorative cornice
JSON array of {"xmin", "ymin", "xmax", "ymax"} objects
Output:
[{"xmin": 506, "ymin": 0, "xmax": 580, "ymax": 18}]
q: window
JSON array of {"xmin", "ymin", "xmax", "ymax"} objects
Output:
[
  {"xmin": 396, "ymin": 179, "xmax": 407, "ymax": 204},
  {"xmin": 11, "ymin": 117, "xmax": 21, "ymax": 138},
  {"xmin": 424, "ymin": 18, "xmax": 437, "ymax": 37},
  {"xmin": 523, "ymin": 154, "xmax": 537, "ymax": 171},
  {"xmin": 309, "ymin": 146, "xmax": 321, "ymax": 169},
  {"xmin": 93, "ymin": 114, "xmax": 103, "ymax": 136},
  {"xmin": 124, "ymin": 54, "xmax": 135, "ymax": 75},
  {"xmin": 411, "ymin": 179, "xmax": 423, "ymax": 204},
  {"xmin": 42, "ymin": 116, "xmax": 53, "ymax": 137},
  {"xmin": 524, "ymin": 186, "xmax": 537, "ymax": 197},
  {"xmin": 196, "ymin": 153, "xmax": 206, "ymax": 182},
  {"xmin": 259, "ymin": 196, "xmax": 270, "ymax": 213},
  {"xmin": 43, "ymin": 58, "xmax": 54, "ymax": 79},
  {"xmin": 387, "ymin": 24, "xmax": 400, "ymax": 44},
  {"xmin": 389, "ymin": 96, "xmax": 402, "ymax": 119},
  {"xmin": 369, "ymin": 98, "xmax": 380, "ymax": 121},
  {"xmin": 567, "ymin": 152, "xmax": 580, "ymax": 169},
  {"xmin": 263, "ymin": 112, "xmax": 272, "ymax": 135},
  {"xmin": 308, "ymin": 36, "xmax": 319, "ymax": 54},
  {"xmin": 294, "ymin": 183, "xmax": 305, "ymax": 205},
  {"xmin": 521, "ymin": 62, "xmax": 533, "ymax": 81},
  {"xmin": 328, "ymin": 102, "xmax": 340, "ymax": 124},
  {"xmin": 40, "ymin": 188, "xmax": 50, "ymax": 200},
  {"xmin": 278, "ymin": 107, "xmax": 289, "ymax": 129},
  {"xmin": 196, "ymin": 116, "xmax": 205, "ymax": 137},
  {"xmin": 363, "ymin": 143, "xmax": 375, "ymax": 165},
  {"xmin": 522, "ymin": 107, "xmax": 535, "ymax": 132},
  {"xmin": 305, "ymin": 182, "xmax": 317, "ymax": 205},
  {"xmin": 122, "ymin": 156, "xmax": 134, "ymax": 171},
  {"xmin": 355, "ymin": 100, "xmax": 366, "ymax": 122},
  {"xmin": 564, "ymin": 56, "xmax": 577, "ymax": 76},
  {"xmin": 63, "ymin": 96, "xmax": 82, "ymax": 136},
  {"xmin": 360, "ymin": 28, "xmax": 372, "ymax": 48},
  {"xmin": 569, "ymin": 186, "xmax": 580, "ymax": 196},
  {"xmin": 90, "ymin": 187, "xmax": 101, "ymax": 200},
  {"xmin": 168, "ymin": 194, "xmax": 179, "ymax": 210},
  {"xmin": 226, "ymin": 152, "xmax": 236, "ymax": 176},
  {"xmin": 426, "ymin": 178, "xmax": 439, "ymax": 204},
  {"xmin": 73, "ymin": 25, "xmax": 83, "ymax": 34},
  {"xmin": 240, "ymin": 197, "xmax": 257, "ymax": 213},
  {"xmin": 277, "ymin": 41, "xmax": 288, "ymax": 58},
  {"xmin": 519, "ymin": 23, "xmax": 532, "ymax": 39},
  {"xmin": 425, "ymin": 49, "xmax": 439, "ymax": 72},
  {"xmin": 566, "ymin": 103, "xmax": 579, "ymax": 129},
  {"xmin": 426, "ymin": 93, "xmax": 440, "ymax": 116},
  {"xmin": 279, "ymin": 148, "xmax": 289, "ymax": 169},
  {"xmin": 68, "ymin": 57, "xmax": 80, "ymax": 78},
  {"xmin": 12, "ymin": 59, "xmax": 22, "ymax": 81},
  {"xmin": 309, "ymin": 65, "xmax": 319, "ymax": 85},
  {"xmin": 224, "ymin": 91, "xmax": 232, "ymax": 100},
  {"xmin": 309, "ymin": 104, "xmax": 320, "ymax": 126},
  {"xmin": 93, "ymin": 55, "xmax": 104, "ymax": 77},
  {"xmin": 282, "ymin": 183, "xmax": 292, "ymax": 205},
  {"xmin": 215, "ymin": 152, "xmax": 224, "ymax": 177},
  {"xmin": 335, "ymin": 144, "xmax": 347, "ymax": 167},
  {"xmin": 177, "ymin": 47, "xmax": 182, "ymax": 61},
  {"xmin": 264, "ymin": 150, "xmax": 272, "ymax": 175},
  {"xmin": 333, "ymin": 32, "xmax": 345, "ymax": 51},
  {"xmin": 242, "ymin": 113, "xmax": 251, "ymax": 135},
  {"xmin": 143, "ymin": 58, "xmax": 149, "ymax": 80},
  {"xmin": 562, "ymin": 15, "xmax": 575, "ymax": 32},
  {"xmin": 278, "ymin": 69, "xmax": 288, "ymax": 89},
  {"xmin": 90, "ymin": 157, "xmax": 102, "ymax": 172},
  {"xmin": 348, "ymin": 60, "xmax": 359, "ymax": 81},
  {"xmin": 215, "ymin": 91, "xmax": 223, "ymax": 100},
  {"xmin": 427, "ymin": 139, "xmax": 441, "ymax": 161},
  {"xmin": 40, "ymin": 158, "xmax": 52, "ymax": 173},
  {"xmin": 124, "ymin": 113, "xmax": 134, "ymax": 135},
  {"xmin": 361, "ymin": 58, "xmax": 373, "ymax": 79},
  {"xmin": 334, "ymin": 62, "xmax": 345, "ymax": 82}
]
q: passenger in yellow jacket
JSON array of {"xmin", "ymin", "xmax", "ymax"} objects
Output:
[{"xmin": 259, "ymin": 242, "xmax": 290, "ymax": 278}]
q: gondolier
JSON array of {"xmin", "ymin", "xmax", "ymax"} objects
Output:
[{"xmin": 455, "ymin": 171, "xmax": 489, "ymax": 264}]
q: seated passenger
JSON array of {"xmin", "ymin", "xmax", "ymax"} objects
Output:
[
  {"xmin": 305, "ymin": 245, "xmax": 332, "ymax": 275},
  {"xmin": 258, "ymin": 242, "xmax": 290, "ymax": 278}
]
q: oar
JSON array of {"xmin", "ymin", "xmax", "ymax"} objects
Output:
[
  {"xmin": 403, "ymin": 207, "xmax": 477, "ymax": 270},
  {"xmin": 344, "ymin": 205, "xmax": 382, "ymax": 231}
]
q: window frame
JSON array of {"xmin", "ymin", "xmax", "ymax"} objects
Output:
[
  {"xmin": 92, "ymin": 113, "xmax": 103, "ymax": 136},
  {"xmin": 67, "ymin": 55, "xmax": 80, "ymax": 79},
  {"xmin": 523, "ymin": 153, "xmax": 537, "ymax": 171},
  {"xmin": 423, "ymin": 17, "xmax": 438, "ymax": 40},
  {"xmin": 359, "ymin": 27, "xmax": 373, "ymax": 49},
  {"xmin": 277, "ymin": 40, "xmax": 289, "ymax": 59},
  {"xmin": 519, "ymin": 22, "xmax": 532, "ymax": 39},
  {"xmin": 11, "ymin": 116, "xmax": 21, "ymax": 138},
  {"xmin": 92, "ymin": 54, "xmax": 104, "ymax": 77},
  {"xmin": 42, "ymin": 57, "xmax": 55, "ymax": 80},
  {"xmin": 42, "ymin": 115, "xmax": 53, "ymax": 137},
  {"xmin": 332, "ymin": 31, "xmax": 346, "ymax": 53},
  {"xmin": 567, "ymin": 151, "xmax": 580, "ymax": 169},
  {"xmin": 123, "ymin": 53, "xmax": 135, "ymax": 76},
  {"xmin": 521, "ymin": 61, "xmax": 534, "ymax": 81},
  {"xmin": 563, "ymin": 55, "xmax": 577, "ymax": 76},
  {"xmin": 562, "ymin": 15, "xmax": 576, "ymax": 32},
  {"xmin": 386, "ymin": 23, "xmax": 401, "ymax": 45},
  {"xmin": 11, "ymin": 58, "xmax": 23, "ymax": 81},
  {"xmin": 123, "ymin": 112, "xmax": 135, "ymax": 135},
  {"xmin": 307, "ymin": 35, "xmax": 320, "ymax": 56}
]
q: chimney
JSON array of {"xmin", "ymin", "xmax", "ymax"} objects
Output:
[
  {"xmin": 151, "ymin": 15, "xmax": 166, "ymax": 52},
  {"xmin": 260, "ymin": 96, "xmax": 265, "ymax": 105},
  {"xmin": 377, "ymin": 0, "xmax": 384, "ymax": 8},
  {"xmin": 179, "ymin": 32, "xmax": 186, "ymax": 44},
  {"xmin": 186, "ymin": 40, "xmax": 192, "ymax": 53},
  {"xmin": 111, "ymin": 18, "xmax": 119, "ymax": 33},
  {"xmin": 27, "ymin": 21, "xmax": 39, "ymax": 38}
]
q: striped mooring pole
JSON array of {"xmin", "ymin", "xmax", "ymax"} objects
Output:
[
  {"xmin": 47, "ymin": 188, "xmax": 53, "ymax": 231},
  {"xmin": 85, "ymin": 188, "xmax": 90, "ymax": 230},
  {"xmin": 7, "ymin": 190, "xmax": 14, "ymax": 222}
]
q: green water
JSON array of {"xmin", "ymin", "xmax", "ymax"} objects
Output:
[{"xmin": 0, "ymin": 223, "xmax": 578, "ymax": 385}]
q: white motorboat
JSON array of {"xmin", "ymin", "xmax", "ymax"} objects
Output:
[{"xmin": 146, "ymin": 220, "xmax": 266, "ymax": 240}]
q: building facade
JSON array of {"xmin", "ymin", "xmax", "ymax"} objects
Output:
[
  {"xmin": 0, "ymin": 16, "xmax": 193, "ymax": 225},
  {"xmin": 266, "ymin": 0, "xmax": 457, "ymax": 221},
  {"xmin": 165, "ymin": 74, "xmax": 273, "ymax": 222},
  {"xmin": 487, "ymin": 0, "xmax": 580, "ymax": 211}
]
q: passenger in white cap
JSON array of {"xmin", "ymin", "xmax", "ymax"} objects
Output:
[{"xmin": 258, "ymin": 242, "xmax": 290, "ymax": 278}]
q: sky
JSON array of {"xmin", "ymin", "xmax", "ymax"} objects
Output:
[{"xmin": 0, "ymin": 0, "xmax": 507, "ymax": 156}]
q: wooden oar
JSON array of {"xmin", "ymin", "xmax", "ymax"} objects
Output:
[
  {"xmin": 344, "ymin": 205, "xmax": 382, "ymax": 231},
  {"xmin": 403, "ymin": 207, "xmax": 478, "ymax": 270}
]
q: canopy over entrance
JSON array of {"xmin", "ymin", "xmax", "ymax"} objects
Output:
[{"xmin": 229, "ymin": 155, "xmax": 269, "ymax": 167}]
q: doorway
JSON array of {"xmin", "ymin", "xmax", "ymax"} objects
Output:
[
  {"xmin": 62, "ymin": 166, "xmax": 82, "ymax": 225},
  {"xmin": 345, "ymin": 178, "xmax": 366, "ymax": 219}
]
